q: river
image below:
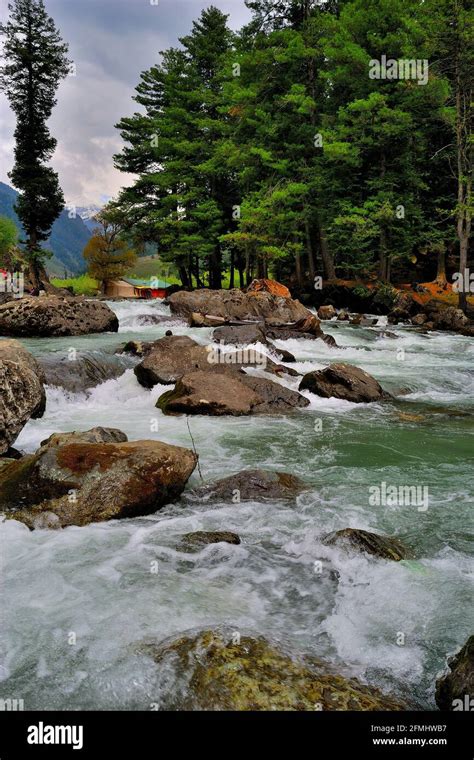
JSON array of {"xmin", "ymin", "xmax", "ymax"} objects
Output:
[{"xmin": 1, "ymin": 298, "xmax": 473, "ymax": 710}]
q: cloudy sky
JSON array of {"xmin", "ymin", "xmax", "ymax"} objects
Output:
[{"xmin": 0, "ymin": 0, "xmax": 250, "ymax": 207}]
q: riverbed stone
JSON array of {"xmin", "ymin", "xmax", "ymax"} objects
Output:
[
  {"xmin": 157, "ymin": 370, "xmax": 309, "ymax": 416},
  {"xmin": 0, "ymin": 339, "xmax": 46, "ymax": 455},
  {"xmin": 0, "ymin": 296, "xmax": 119, "ymax": 337},
  {"xmin": 190, "ymin": 469, "xmax": 307, "ymax": 502},
  {"xmin": 435, "ymin": 636, "xmax": 474, "ymax": 711},
  {"xmin": 145, "ymin": 629, "xmax": 407, "ymax": 710},
  {"xmin": 38, "ymin": 351, "xmax": 130, "ymax": 392},
  {"xmin": 168, "ymin": 288, "xmax": 310, "ymax": 323},
  {"xmin": 323, "ymin": 528, "xmax": 410, "ymax": 561},
  {"xmin": 178, "ymin": 531, "xmax": 241, "ymax": 552},
  {"xmin": 299, "ymin": 363, "xmax": 389, "ymax": 403},
  {"xmin": 1, "ymin": 434, "xmax": 197, "ymax": 528}
]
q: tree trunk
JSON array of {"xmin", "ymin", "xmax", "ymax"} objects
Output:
[
  {"xmin": 178, "ymin": 265, "xmax": 190, "ymax": 288},
  {"xmin": 295, "ymin": 249, "xmax": 303, "ymax": 289},
  {"xmin": 305, "ymin": 219, "xmax": 316, "ymax": 281},
  {"xmin": 318, "ymin": 224, "xmax": 336, "ymax": 280},
  {"xmin": 434, "ymin": 248, "xmax": 447, "ymax": 287},
  {"xmin": 229, "ymin": 250, "xmax": 235, "ymax": 289},
  {"xmin": 454, "ymin": 37, "xmax": 472, "ymax": 313}
]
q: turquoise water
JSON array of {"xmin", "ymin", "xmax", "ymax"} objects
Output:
[{"xmin": 0, "ymin": 300, "xmax": 473, "ymax": 710}]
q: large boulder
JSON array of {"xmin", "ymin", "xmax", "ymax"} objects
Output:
[
  {"xmin": 1, "ymin": 430, "xmax": 197, "ymax": 528},
  {"xmin": 134, "ymin": 335, "xmax": 292, "ymax": 389},
  {"xmin": 421, "ymin": 300, "xmax": 470, "ymax": 332},
  {"xmin": 190, "ymin": 469, "xmax": 307, "ymax": 502},
  {"xmin": 168, "ymin": 288, "xmax": 310, "ymax": 323},
  {"xmin": 38, "ymin": 351, "xmax": 130, "ymax": 392},
  {"xmin": 435, "ymin": 636, "xmax": 474, "ymax": 711},
  {"xmin": 323, "ymin": 528, "xmax": 410, "ymax": 561},
  {"xmin": 145, "ymin": 629, "xmax": 407, "ymax": 710},
  {"xmin": 299, "ymin": 363, "xmax": 389, "ymax": 403},
  {"xmin": 157, "ymin": 370, "xmax": 309, "ymax": 416},
  {"xmin": 39, "ymin": 427, "xmax": 128, "ymax": 448},
  {"xmin": 0, "ymin": 296, "xmax": 119, "ymax": 337},
  {"xmin": 0, "ymin": 339, "xmax": 46, "ymax": 455}
]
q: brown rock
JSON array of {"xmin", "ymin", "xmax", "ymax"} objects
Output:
[
  {"xmin": 191, "ymin": 469, "xmax": 307, "ymax": 502},
  {"xmin": 318, "ymin": 305, "xmax": 337, "ymax": 320},
  {"xmin": 178, "ymin": 531, "xmax": 241, "ymax": 552},
  {"xmin": 299, "ymin": 363, "xmax": 389, "ymax": 403},
  {"xmin": 435, "ymin": 636, "xmax": 474, "ymax": 711},
  {"xmin": 157, "ymin": 370, "xmax": 309, "ymax": 416},
  {"xmin": 0, "ymin": 296, "xmax": 119, "ymax": 337},
  {"xmin": 168, "ymin": 288, "xmax": 310, "ymax": 323},
  {"xmin": 0, "ymin": 339, "xmax": 46, "ymax": 455},
  {"xmin": 146, "ymin": 630, "xmax": 408, "ymax": 711},
  {"xmin": 3, "ymin": 436, "xmax": 197, "ymax": 528},
  {"xmin": 323, "ymin": 528, "xmax": 410, "ymax": 561}
]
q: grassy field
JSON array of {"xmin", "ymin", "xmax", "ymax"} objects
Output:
[{"xmin": 51, "ymin": 274, "xmax": 99, "ymax": 296}]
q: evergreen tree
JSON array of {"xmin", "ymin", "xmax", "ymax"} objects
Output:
[{"xmin": 0, "ymin": 0, "xmax": 70, "ymax": 288}]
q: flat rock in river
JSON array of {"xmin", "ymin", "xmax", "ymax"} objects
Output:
[
  {"xmin": 0, "ymin": 296, "xmax": 119, "ymax": 337},
  {"xmin": 157, "ymin": 370, "xmax": 309, "ymax": 416}
]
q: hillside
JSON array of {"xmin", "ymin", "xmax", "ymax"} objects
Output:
[{"xmin": 0, "ymin": 182, "xmax": 91, "ymax": 275}]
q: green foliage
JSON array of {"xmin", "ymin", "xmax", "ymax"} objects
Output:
[
  {"xmin": 112, "ymin": 0, "xmax": 471, "ymax": 291},
  {"xmin": 0, "ymin": 0, "xmax": 70, "ymax": 281},
  {"xmin": 50, "ymin": 274, "xmax": 98, "ymax": 296}
]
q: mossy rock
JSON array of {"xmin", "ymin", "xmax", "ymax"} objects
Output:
[
  {"xmin": 323, "ymin": 528, "xmax": 410, "ymax": 561},
  {"xmin": 146, "ymin": 630, "xmax": 407, "ymax": 711}
]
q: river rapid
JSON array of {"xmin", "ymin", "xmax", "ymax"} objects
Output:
[{"xmin": 1, "ymin": 299, "xmax": 473, "ymax": 710}]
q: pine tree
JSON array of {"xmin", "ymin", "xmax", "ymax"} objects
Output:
[{"xmin": 0, "ymin": 0, "xmax": 70, "ymax": 288}]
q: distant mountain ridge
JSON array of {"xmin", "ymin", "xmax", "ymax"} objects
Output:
[{"xmin": 0, "ymin": 182, "xmax": 91, "ymax": 275}]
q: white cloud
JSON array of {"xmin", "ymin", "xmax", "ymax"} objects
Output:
[{"xmin": 1, "ymin": 0, "xmax": 251, "ymax": 205}]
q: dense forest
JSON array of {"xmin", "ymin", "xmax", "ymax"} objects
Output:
[{"xmin": 111, "ymin": 0, "xmax": 472, "ymax": 301}]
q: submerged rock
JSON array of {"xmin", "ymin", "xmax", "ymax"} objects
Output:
[
  {"xmin": 178, "ymin": 531, "xmax": 241, "ymax": 552},
  {"xmin": 0, "ymin": 296, "xmax": 119, "ymax": 337},
  {"xmin": 1, "ymin": 430, "xmax": 197, "ymax": 528},
  {"xmin": 190, "ymin": 469, "xmax": 307, "ymax": 502},
  {"xmin": 38, "ymin": 351, "xmax": 130, "ymax": 392},
  {"xmin": 39, "ymin": 427, "xmax": 128, "ymax": 448},
  {"xmin": 435, "ymin": 636, "xmax": 474, "ymax": 711},
  {"xmin": 299, "ymin": 363, "xmax": 390, "ymax": 403},
  {"xmin": 157, "ymin": 370, "xmax": 309, "ymax": 416},
  {"xmin": 146, "ymin": 629, "xmax": 407, "ymax": 710},
  {"xmin": 0, "ymin": 339, "xmax": 46, "ymax": 455},
  {"xmin": 323, "ymin": 528, "xmax": 410, "ymax": 561}
]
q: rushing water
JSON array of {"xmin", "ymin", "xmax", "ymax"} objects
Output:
[{"xmin": 1, "ymin": 299, "xmax": 473, "ymax": 710}]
